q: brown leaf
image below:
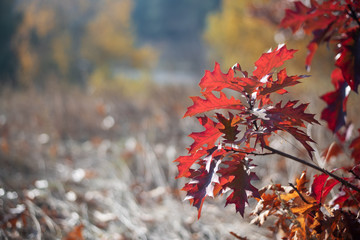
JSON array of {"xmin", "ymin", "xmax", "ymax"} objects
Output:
[{"xmin": 63, "ymin": 224, "xmax": 84, "ymax": 240}]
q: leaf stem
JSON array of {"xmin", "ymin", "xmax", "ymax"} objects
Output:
[{"xmin": 264, "ymin": 145, "xmax": 360, "ymax": 193}]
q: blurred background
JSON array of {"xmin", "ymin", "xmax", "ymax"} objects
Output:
[{"xmin": 0, "ymin": 0, "xmax": 342, "ymax": 239}]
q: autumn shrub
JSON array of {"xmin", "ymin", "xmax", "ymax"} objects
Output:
[{"xmin": 175, "ymin": 1, "xmax": 360, "ymax": 239}]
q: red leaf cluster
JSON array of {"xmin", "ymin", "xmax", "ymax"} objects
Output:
[
  {"xmin": 175, "ymin": 44, "xmax": 318, "ymax": 218},
  {"xmin": 280, "ymin": 0, "xmax": 360, "ymax": 132},
  {"xmin": 350, "ymin": 129, "xmax": 360, "ymax": 163},
  {"xmin": 320, "ymin": 68, "xmax": 350, "ymax": 132},
  {"xmin": 176, "ymin": 1, "xmax": 360, "ymax": 239}
]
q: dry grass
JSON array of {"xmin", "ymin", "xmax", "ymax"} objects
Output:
[
  {"xmin": 0, "ymin": 77, "xmax": 354, "ymax": 239},
  {"xmin": 0, "ymin": 82, "xmax": 272, "ymax": 239}
]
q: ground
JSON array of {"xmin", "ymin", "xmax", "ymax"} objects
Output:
[
  {"xmin": 0, "ymin": 83, "xmax": 275, "ymax": 239},
  {"xmin": 0, "ymin": 81, "xmax": 337, "ymax": 239}
]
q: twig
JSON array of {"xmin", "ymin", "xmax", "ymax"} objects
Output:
[
  {"xmin": 25, "ymin": 199, "xmax": 60, "ymax": 235},
  {"xmin": 224, "ymin": 146, "xmax": 274, "ymax": 156},
  {"xmin": 0, "ymin": 229, "xmax": 9, "ymax": 240},
  {"xmin": 343, "ymin": 186, "xmax": 360, "ymax": 205},
  {"xmin": 349, "ymin": 169, "xmax": 360, "ymax": 180},
  {"xmin": 289, "ymin": 183, "xmax": 310, "ymax": 204},
  {"xmin": 264, "ymin": 145, "xmax": 360, "ymax": 193},
  {"xmin": 230, "ymin": 231, "xmax": 248, "ymax": 240},
  {"xmin": 347, "ymin": 4, "xmax": 360, "ymax": 27},
  {"xmin": 25, "ymin": 200, "xmax": 42, "ymax": 240}
]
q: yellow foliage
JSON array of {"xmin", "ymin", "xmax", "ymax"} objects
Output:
[
  {"xmin": 52, "ymin": 32, "xmax": 71, "ymax": 75},
  {"xmin": 204, "ymin": 0, "xmax": 276, "ymax": 70},
  {"xmin": 34, "ymin": 6, "xmax": 56, "ymax": 37},
  {"xmin": 16, "ymin": 41, "xmax": 38, "ymax": 86},
  {"xmin": 15, "ymin": 1, "xmax": 56, "ymax": 85},
  {"xmin": 14, "ymin": 0, "xmax": 157, "ymax": 87},
  {"xmin": 89, "ymin": 67, "xmax": 153, "ymax": 98},
  {"xmin": 82, "ymin": 0, "xmax": 157, "ymax": 69},
  {"xmin": 17, "ymin": 2, "xmax": 55, "ymax": 38},
  {"xmin": 203, "ymin": 0, "xmax": 335, "ymax": 98}
]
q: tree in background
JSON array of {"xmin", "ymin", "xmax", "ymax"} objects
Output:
[
  {"xmin": 132, "ymin": 0, "xmax": 220, "ymax": 73},
  {"xmin": 82, "ymin": 0, "xmax": 156, "ymax": 90},
  {"xmin": 133, "ymin": 0, "xmax": 220, "ymax": 42},
  {"xmin": 204, "ymin": 0, "xmax": 276, "ymax": 71},
  {"xmin": 13, "ymin": 0, "xmax": 155, "ymax": 88},
  {"xmin": 0, "ymin": 0, "xmax": 21, "ymax": 87},
  {"xmin": 15, "ymin": 0, "xmax": 86, "ymax": 86},
  {"xmin": 204, "ymin": 0, "xmax": 334, "ymax": 79},
  {"xmin": 4, "ymin": 0, "xmax": 223, "ymax": 87}
]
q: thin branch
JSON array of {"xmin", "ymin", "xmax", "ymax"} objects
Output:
[
  {"xmin": 25, "ymin": 200, "xmax": 42, "ymax": 240},
  {"xmin": 344, "ymin": 186, "xmax": 360, "ymax": 205},
  {"xmin": 230, "ymin": 231, "xmax": 248, "ymax": 240},
  {"xmin": 347, "ymin": 4, "xmax": 360, "ymax": 27},
  {"xmin": 289, "ymin": 183, "xmax": 310, "ymax": 204},
  {"xmin": 224, "ymin": 147, "xmax": 274, "ymax": 156},
  {"xmin": 264, "ymin": 145, "xmax": 360, "ymax": 193},
  {"xmin": 350, "ymin": 169, "xmax": 360, "ymax": 180}
]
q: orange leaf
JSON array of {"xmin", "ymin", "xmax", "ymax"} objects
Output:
[{"xmin": 63, "ymin": 224, "xmax": 84, "ymax": 240}]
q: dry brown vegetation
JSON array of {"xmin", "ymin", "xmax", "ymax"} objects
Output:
[
  {"xmin": 0, "ymin": 82, "xmax": 273, "ymax": 239},
  {"xmin": 1, "ymin": 73, "xmax": 357, "ymax": 239}
]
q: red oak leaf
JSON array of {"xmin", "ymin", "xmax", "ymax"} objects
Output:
[
  {"xmin": 331, "ymin": 165, "xmax": 360, "ymax": 208},
  {"xmin": 212, "ymin": 173, "xmax": 233, "ymax": 197},
  {"xmin": 267, "ymin": 100, "xmax": 319, "ymax": 128},
  {"xmin": 188, "ymin": 116, "xmax": 222, "ymax": 154},
  {"xmin": 304, "ymin": 19, "xmax": 339, "ymax": 70},
  {"xmin": 199, "ymin": 62, "xmax": 245, "ymax": 93},
  {"xmin": 253, "ymin": 45, "xmax": 297, "ymax": 80},
  {"xmin": 281, "ymin": 0, "xmax": 341, "ymax": 35},
  {"xmin": 350, "ymin": 129, "xmax": 360, "ymax": 164},
  {"xmin": 281, "ymin": 1, "xmax": 344, "ymax": 30},
  {"xmin": 280, "ymin": 1, "xmax": 312, "ymax": 33},
  {"xmin": 281, "ymin": 126, "xmax": 316, "ymax": 159},
  {"xmin": 335, "ymin": 29, "xmax": 360, "ymax": 93},
  {"xmin": 332, "ymin": 187, "xmax": 360, "ymax": 209},
  {"xmin": 261, "ymin": 101, "xmax": 317, "ymax": 158},
  {"xmin": 305, "ymin": 41, "xmax": 318, "ymax": 71},
  {"xmin": 259, "ymin": 68, "xmax": 306, "ymax": 96},
  {"xmin": 199, "ymin": 62, "xmax": 262, "ymax": 95},
  {"xmin": 322, "ymin": 141, "xmax": 343, "ymax": 162},
  {"xmin": 174, "ymin": 149, "xmax": 207, "ymax": 179},
  {"xmin": 311, "ymin": 173, "xmax": 339, "ymax": 203},
  {"xmin": 182, "ymin": 151, "xmax": 223, "ymax": 218},
  {"xmin": 219, "ymin": 155, "xmax": 260, "ymax": 217},
  {"xmin": 216, "ymin": 113, "xmax": 241, "ymax": 142},
  {"xmin": 321, "ymin": 68, "xmax": 350, "ymax": 132},
  {"xmin": 184, "ymin": 91, "xmax": 245, "ymax": 117},
  {"xmin": 280, "ymin": 0, "xmax": 353, "ymax": 69}
]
